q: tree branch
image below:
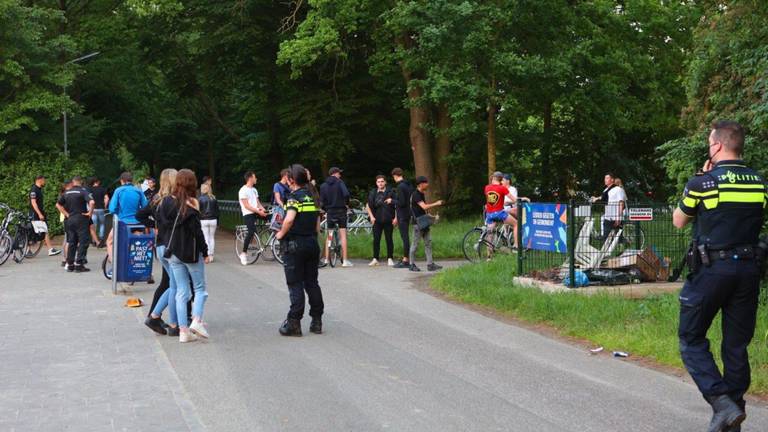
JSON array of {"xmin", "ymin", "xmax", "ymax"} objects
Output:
[{"xmin": 279, "ymin": 0, "xmax": 304, "ymax": 33}]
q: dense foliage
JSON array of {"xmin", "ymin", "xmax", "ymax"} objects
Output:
[
  {"xmin": 0, "ymin": 1, "xmax": 765, "ymax": 216},
  {"xmin": 659, "ymin": 0, "xmax": 768, "ymax": 196}
]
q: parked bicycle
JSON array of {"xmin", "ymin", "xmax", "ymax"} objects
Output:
[
  {"xmin": 0, "ymin": 204, "xmax": 39, "ymax": 264},
  {"xmin": 0, "ymin": 204, "xmax": 15, "ymax": 265}
]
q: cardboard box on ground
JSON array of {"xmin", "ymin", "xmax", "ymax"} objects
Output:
[{"xmin": 604, "ymin": 248, "xmax": 670, "ymax": 282}]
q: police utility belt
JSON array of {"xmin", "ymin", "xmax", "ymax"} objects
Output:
[{"xmin": 686, "ymin": 237, "xmax": 768, "ymax": 276}]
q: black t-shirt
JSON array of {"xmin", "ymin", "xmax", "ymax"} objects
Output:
[
  {"xmin": 57, "ymin": 186, "xmax": 93, "ymax": 216},
  {"xmin": 90, "ymin": 186, "xmax": 107, "ymax": 210},
  {"xmin": 411, "ymin": 190, "xmax": 426, "ymax": 218},
  {"xmin": 286, "ymin": 187, "xmax": 319, "ymax": 237},
  {"xmin": 29, "ymin": 184, "xmax": 44, "ymax": 216}
]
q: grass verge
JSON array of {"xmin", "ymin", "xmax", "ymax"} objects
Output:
[{"xmin": 431, "ymin": 256, "xmax": 768, "ymax": 396}]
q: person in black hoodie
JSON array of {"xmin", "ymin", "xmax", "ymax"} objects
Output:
[
  {"xmin": 365, "ymin": 175, "xmax": 397, "ymax": 267},
  {"xmin": 319, "ymin": 167, "xmax": 353, "ymax": 267},
  {"xmin": 391, "ymin": 168, "xmax": 413, "ymax": 268},
  {"xmin": 156, "ymin": 169, "xmax": 210, "ymax": 343}
]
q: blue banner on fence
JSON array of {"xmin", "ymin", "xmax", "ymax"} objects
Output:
[{"xmin": 522, "ymin": 203, "xmax": 568, "ymax": 253}]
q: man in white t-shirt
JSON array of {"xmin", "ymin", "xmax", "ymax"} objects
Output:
[
  {"xmin": 501, "ymin": 173, "xmax": 530, "ymax": 248},
  {"xmin": 238, "ymin": 171, "xmax": 268, "ymax": 265},
  {"xmin": 603, "ymin": 178, "xmax": 627, "ymax": 239}
]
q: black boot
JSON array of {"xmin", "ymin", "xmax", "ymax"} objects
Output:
[
  {"xmin": 724, "ymin": 399, "xmax": 746, "ymax": 432},
  {"xmin": 706, "ymin": 395, "xmax": 746, "ymax": 432},
  {"xmin": 309, "ymin": 317, "xmax": 322, "ymax": 334},
  {"xmin": 279, "ymin": 319, "xmax": 302, "ymax": 337}
]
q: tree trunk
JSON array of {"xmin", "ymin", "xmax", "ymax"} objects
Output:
[
  {"xmin": 434, "ymin": 104, "xmax": 452, "ymax": 200},
  {"xmin": 207, "ymin": 139, "xmax": 215, "ymax": 184},
  {"xmin": 407, "ymin": 85, "xmax": 435, "ymax": 199},
  {"xmin": 397, "ymin": 34, "xmax": 436, "ymax": 201},
  {"xmin": 541, "ymin": 101, "xmax": 554, "ymax": 198},
  {"xmin": 487, "ymin": 103, "xmax": 497, "ymax": 177}
]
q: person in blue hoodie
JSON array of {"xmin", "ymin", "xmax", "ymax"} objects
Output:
[
  {"xmin": 319, "ymin": 167, "xmax": 352, "ymax": 267},
  {"xmin": 106, "ymin": 171, "xmax": 148, "ymax": 260}
]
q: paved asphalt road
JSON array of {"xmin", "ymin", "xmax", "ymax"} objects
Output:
[
  {"xmin": 151, "ymin": 238, "xmax": 767, "ymax": 432},
  {"xmin": 3, "ymin": 232, "xmax": 767, "ymax": 431}
]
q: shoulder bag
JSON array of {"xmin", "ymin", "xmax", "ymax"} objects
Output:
[{"xmin": 410, "ymin": 192, "xmax": 435, "ymax": 231}]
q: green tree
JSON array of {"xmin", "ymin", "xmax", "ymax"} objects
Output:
[{"xmin": 0, "ymin": 0, "xmax": 76, "ymax": 150}]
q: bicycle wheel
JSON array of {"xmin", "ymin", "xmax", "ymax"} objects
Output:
[
  {"xmin": 234, "ymin": 226, "xmax": 262, "ymax": 264},
  {"xmin": 462, "ymin": 227, "xmax": 485, "ymax": 262},
  {"xmin": 234, "ymin": 226, "xmax": 245, "ymax": 258},
  {"xmin": 26, "ymin": 229, "xmax": 44, "ymax": 258},
  {"xmin": 271, "ymin": 237, "xmax": 284, "ymax": 265},
  {"xmin": 102, "ymin": 255, "xmax": 113, "ymax": 280},
  {"xmin": 477, "ymin": 239, "xmax": 495, "ymax": 261},
  {"xmin": 329, "ymin": 229, "xmax": 340, "ymax": 268},
  {"xmin": 0, "ymin": 232, "xmax": 12, "ymax": 266},
  {"xmin": 12, "ymin": 227, "xmax": 28, "ymax": 263},
  {"xmin": 262, "ymin": 232, "xmax": 277, "ymax": 261}
]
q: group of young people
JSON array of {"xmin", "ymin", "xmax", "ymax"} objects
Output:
[{"xmin": 235, "ymin": 166, "xmax": 446, "ymax": 272}]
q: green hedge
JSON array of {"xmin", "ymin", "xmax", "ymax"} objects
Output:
[{"xmin": 0, "ymin": 152, "xmax": 93, "ymax": 235}]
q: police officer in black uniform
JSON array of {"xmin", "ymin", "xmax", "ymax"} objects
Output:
[
  {"xmin": 673, "ymin": 121, "xmax": 767, "ymax": 432},
  {"xmin": 275, "ymin": 164, "xmax": 324, "ymax": 336},
  {"xmin": 56, "ymin": 176, "xmax": 95, "ymax": 273}
]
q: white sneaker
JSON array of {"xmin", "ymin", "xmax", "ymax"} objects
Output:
[
  {"xmin": 342, "ymin": 260, "xmax": 354, "ymax": 268},
  {"xmin": 190, "ymin": 319, "xmax": 209, "ymax": 338},
  {"xmin": 368, "ymin": 258, "xmax": 379, "ymax": 267},
  {"xmin": 387, "ymin": 258, "xmax": 395, "ymax": 267},
  {"xmin": 320, "ymin": 258, "xmax": 328, "ymax": 267},
  {"xmin": 48, "ymin": 248, "xmax": 62, "ymax": 256},
  {"xmin": 180, "ymin": 331, "xmax": 198, "ymax": 343},
  {"xmin": 239, "ymin": 252, "xmax": 248, "ymax": 266}
]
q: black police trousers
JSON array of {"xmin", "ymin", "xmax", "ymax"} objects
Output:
[
  {"xmin": 678, "ymin": 259, "xmax": 760, "ymax": 404},
  {"xmin": 396, "ymin": 209, "xmax": 410, "ymax": 260},
  {"xmin": 65, "ymin": 214, "xmax": 90, "ymax": 266},
  {"xmin": 283, "ymin": 236, "xmax": 324, "ymax": 321}
]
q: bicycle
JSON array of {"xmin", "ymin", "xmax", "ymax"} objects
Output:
[
  {"xmin": 6, "ymin": 210, "xmax": 31, "ymax": 264},
  {"xmin": 0, "ymin": 204, "xmax": 15, "ymax": 266},
  {"xmin": 322, "ymin": 223, "xmax": 342, "ymax": 268},
  {"xmin": 462, "ymin": 223, "xmax": 516, "ymax": 263}
]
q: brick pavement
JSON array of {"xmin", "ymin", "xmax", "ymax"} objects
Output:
[{"xmin": 0, "ymin": 247, "xmax": 205, "ymax": 432}]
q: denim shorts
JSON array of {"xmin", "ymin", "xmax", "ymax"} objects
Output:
[{"xmin": 485, "ymin": 210, "xmax": 509, "ymax": 224}]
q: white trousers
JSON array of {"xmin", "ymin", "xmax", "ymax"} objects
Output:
[{"xmin": 200, "ymin": 220, "xmax": 217, "ymax": 256}]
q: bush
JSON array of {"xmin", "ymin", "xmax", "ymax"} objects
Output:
[{"xmin": 0, "ymin": 152, "xmax": 93, "ymax": 235}]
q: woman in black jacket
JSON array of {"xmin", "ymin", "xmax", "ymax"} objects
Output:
[
  {"xmin": 140, "ymin": 169, "xmax": 192, "ymax": 337},
  {"xmin": 198, "ymin": 183, "xmax": 219, "ymax": 261},
  {"xmin": 157, "ymin": 169, "xmax": 211, "ymax": 343},
  {"xmin": 365, "ymin": 175, "xmax": 397, "ymax": 267}
]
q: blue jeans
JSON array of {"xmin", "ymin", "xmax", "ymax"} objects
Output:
[
  {"xmin": 91, "ymin": 209, "xmax": 107, "ymax": 240},
  {"xmin": 152, "ymin": 245, "xmax": 178, "ymax": 325},
  {"xmin": 168, "ymin": 254, "xmax": 208, "ymax": 328}
]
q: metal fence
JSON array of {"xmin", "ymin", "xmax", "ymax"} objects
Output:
[{"xmin": 518, "ymin": 201, "xmax": 689, "ymax": 287}]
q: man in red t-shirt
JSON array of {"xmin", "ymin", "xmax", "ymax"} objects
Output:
[{"xmin": 484, "ymin": 171, "xmax": 516, "ymax": 230}]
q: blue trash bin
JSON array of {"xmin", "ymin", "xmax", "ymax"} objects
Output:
[{"xmin": 115, "ymin": 221, "xmax": 155, "ymax": 282}]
